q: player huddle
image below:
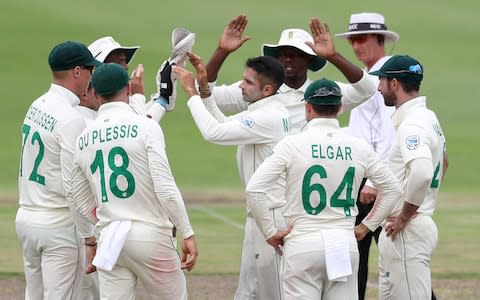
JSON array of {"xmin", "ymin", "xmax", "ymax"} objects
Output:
[{"xmin": 16, "ymin": 12, "xmax": 446, "ymax": 300}]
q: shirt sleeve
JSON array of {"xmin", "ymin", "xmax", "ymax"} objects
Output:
[
  {"xmin": 337, "ymin": 71, "xmax": 377, "ymax": 114},
  {"xmin": 129, "ymin": 94, "xmax": 147, "ymax": 116},
  {"xmin": 361, "ymin": 147, "xmax": 403, "ymax": 231},
  {"xmin": 71, "ymin": 158, "xmax": 98, "ymax": 237},
  {"xmin": 60, "ymin": 117, "xmax": 96, "ymax": 237},
  {"xmin": 397, "ymin": 122, "xmax": 433, "ymax": 165},
  {"xmin": 187, "ymin": 95, "xmax": 277, "ymax": 146},
  {"xmin": 246, "ymin": 139, "xmax": 290, "ymax": 240},
  {"xmin": 404, "ymin": 157, "xmax": 433, "ymax": 207},
  {"xmin": 209, "ymin": 80, "xmax": 248, "ymax": 113},
  {"xmin": 145, "ymin": 121, "xmax": 194, "ymax": 239}
]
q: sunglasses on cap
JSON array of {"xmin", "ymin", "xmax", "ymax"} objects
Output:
[
  {"xmin": 79, "ymin": 66, "xmax": 95, "ymax": 74},
  {"xmin": 384, "ymin": 64, "xmax": 423, "ymax": 75},
  {"xmin": 304, "ymin": 86, "xmax": 342, "ymax": 101}
]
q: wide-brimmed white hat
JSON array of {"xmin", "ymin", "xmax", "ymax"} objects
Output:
[
  {"xmin": 262, "ymin": 29, "xmax": 327, "ymax": 72},
  {"xmin": 88, "ymin": 36, "xmax": 140, "ymax": 64},
  {"xmin": 335, "ymin": 13, "xmax": 399, "ymax": 43}
]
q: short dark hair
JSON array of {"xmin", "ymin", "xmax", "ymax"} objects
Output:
[
  {"xmin": 310, "ymin": 103, "xmax": 342, "ymax": 116},
  {"xmin": 245, "ymin": 56, "xmax": 285, "ymax": 92},
  {"xmin": 387, "ymin": 77, "xmax": 420, "ymax": 93}
]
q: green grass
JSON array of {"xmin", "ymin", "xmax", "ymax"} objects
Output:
[
  {"xmin": 2, "ymin": 192, "xmax": 479, "ymax": 280},
  {"xmin": 0, "ymin": 0, "xmax": 479, "ymax": 193}
]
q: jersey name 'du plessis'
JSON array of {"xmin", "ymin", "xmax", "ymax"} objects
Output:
[
  {"xmin": 78, "ymin": 124, "xmax": 138, "ymax": 150},
  {"xmin": 311, "ymin": 143, "xmax": 352, "ymax": 160}
]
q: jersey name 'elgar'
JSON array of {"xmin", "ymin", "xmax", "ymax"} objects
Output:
[{"xmin": 311, "ymin": 144, "xmax": 352, "ymax": 160}]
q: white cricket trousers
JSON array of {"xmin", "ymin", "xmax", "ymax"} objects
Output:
[
  {"xmin": 282, "ymin": 230, "xmax": 359, "ymax": 300},
  {"xmin": 235, "ymin": 208, "xmax": 285, "ymax": 300},
  {"xmin": 378, "ymin": 215, "xmax": 438, "ymax": 300},
  {"xmin": 16, "ymin": 212, "xmax": 85, "ymax": 300},
  {"xmin": 97, "ymin": 222, "xmax": 187, "ymax": 300}
]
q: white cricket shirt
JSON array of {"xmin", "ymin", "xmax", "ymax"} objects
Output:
[
  {"xmin": 187, "ymin": 94, "xmax": 291, "ymax": 208},
  {"xmin": 73, "ymin": 102, "xmax": 194, "ymax": 238},
  {"xmin": 17, "ymin": 84, "xmax": 87, "ymax": 227},
  {"xmin": 388, "ymin": 96, "xmax": 446, "ymax": 216},
  {"xmin": 246, "ymin": 118, "xmax": 402, "ymax": 239}
]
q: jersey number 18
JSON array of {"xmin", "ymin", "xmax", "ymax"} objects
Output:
[{"xmin": 90, "ymin": 146, "xmax": 136, "ymax": 203}]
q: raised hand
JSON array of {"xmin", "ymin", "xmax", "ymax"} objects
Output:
[
  {"xmin": 187, "ymin": 52, "xmax": 208, "ymax": 88},
  {"xmin": 129, "ymin": 64, "xmax": 144, "ymax": 95},
  {"xmin": 306, "ymin": 18, "xmax": 336, "ymax": 59},
  {"xmin": 218, "ymin": 14, "xmax": 251, "ymax": 53},
  {"xmin": 171, "ymin": 65, "xmax": 196, "ymax": 97}
]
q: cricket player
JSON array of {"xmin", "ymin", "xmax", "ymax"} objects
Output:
[
  {"xmin": 72, "ymin": 63, "xmax": 198, "ymax": 299},
  {"xmin": 205, "ymin": 16, "xmax": 372, "ymax": 134},
  {"xmin": 246, "ymin": 78, "xmax": 403, "ymax": 300},
  {"xmin": 88, "ymin": 36, "xmax": 174, "ymax": 122},
  {"xmin": 175, "ymin": 19, "xmax": 375, "ymax": 299},
  {"xmin": 367, "ymin": 55, "xmax": 447, "ymax": 299},
  {"xmin": 16, "ymin": 41, "xmax": 101, "ymax": 300},
  {"xmin": 175, "ymin": 53, "xmax": 290, "ymax": 300}
]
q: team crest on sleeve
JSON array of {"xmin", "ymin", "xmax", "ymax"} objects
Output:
[
  {"xmin": 406, "ymin": 135, "xmax": 420, "ymax": 150},
  {"xmin": 240, "ymin": 117, "xmax": 255, "ymax": 128}
]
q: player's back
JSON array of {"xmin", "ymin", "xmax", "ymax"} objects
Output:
[
  {"xmin": 19, "ymin": 85, "xmax": 85, "ymax": 213},
  {"xmin": 75, "ymin": 102, "xmax": 175, "ymax": 234},
  {"xmin": 280, "ymin": 118, "xmax": 381, "ymax": 236}
]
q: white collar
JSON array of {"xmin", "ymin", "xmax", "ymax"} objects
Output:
[
  {"xmin": 391, "ymin": 96, "xmax": 427, "ymax": 128},
  {"xmin": 302, "ymin": 118, "xmax": 340, "ymax": 132},
  {"xmin": 97, "ymin": 101, "xmax": 135, "ymax": 117},
  {"xmin": 50, "ymin": 83, "xmax": 80, "ymax": 107}
]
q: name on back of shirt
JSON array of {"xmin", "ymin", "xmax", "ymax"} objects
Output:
[
  {"xmin": 78, "ymin": 124, "xmax": 138, "ymax": 150},
  {"xmin": 311, "ymin": 144, "xmax": 352, "ymax": 160}
]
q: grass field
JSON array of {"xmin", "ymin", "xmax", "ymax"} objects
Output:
[
  {"xmin": 1, "ymin": 0, "xmax": 479, "ymax": 298},
  {"xmin": 1, "ymin": 192, "xmax": 480, "ymax": 299}
]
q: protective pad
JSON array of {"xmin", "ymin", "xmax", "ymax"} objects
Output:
[
  {"xmin": 171, "ymin": 28, "xmax": 196, "ymax": 68},
  {"xmin": 151, "ymin": 28, "xmax": 195, "ymax": 112}
]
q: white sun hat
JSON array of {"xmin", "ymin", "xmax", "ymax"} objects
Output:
[
  {"xmin": 335, "ymin": 13, "xmax": 399, "ymax": 43},
  {"xmin": 88, "ymin": 36, "xmax": 140, "ymax": 63},
  {"xmin": 262, "ymin": 29, "xmax": 327, "ymax": 72}
]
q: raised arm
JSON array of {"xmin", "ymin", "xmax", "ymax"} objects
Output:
[
  {"xmin": 306, "ymin": 18, "xmax": 363, "ymax": 83},
  {"xmin": 206, "ymin": 14, "xmax": 251, "ymax": 82}
]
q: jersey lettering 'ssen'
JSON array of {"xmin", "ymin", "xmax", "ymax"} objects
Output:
[
  {"xmin": 79, "ymin": 124, "xmax": 138, "ymax": 150},
  {"xmin": 311, "ymin": 144, "xmax": 352, "ymax": 161},
  {"xmin": 23, "ymin": 105, "xmax": 58, "ymax": 133},
  {"xmin": 302, "ymin": 165, "xmax": 356, "ymax": 216}
]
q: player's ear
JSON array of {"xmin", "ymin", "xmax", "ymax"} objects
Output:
[
  {"xmin": 262, "ymin": 83, "xmax": 274, "ymax": 97},
  {"xmin": 73, "ymin": 66, "xmax": 81, "ymax": 78}
]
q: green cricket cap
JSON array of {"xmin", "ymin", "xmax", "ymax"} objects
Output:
[
  {"xmin": 370, "ymin": 55, "xmax": 423, "ymax": 85},
  {"xmin": 91, "ymin": 63, "xmax": 129, "ymax": 96},
  {"xmin": 304, "ymin": 78, "xmax": 342, "ymax": 105},
  {"xmin": 48, "ymin": 41, "xmax": 102, "ymax": 71}
]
